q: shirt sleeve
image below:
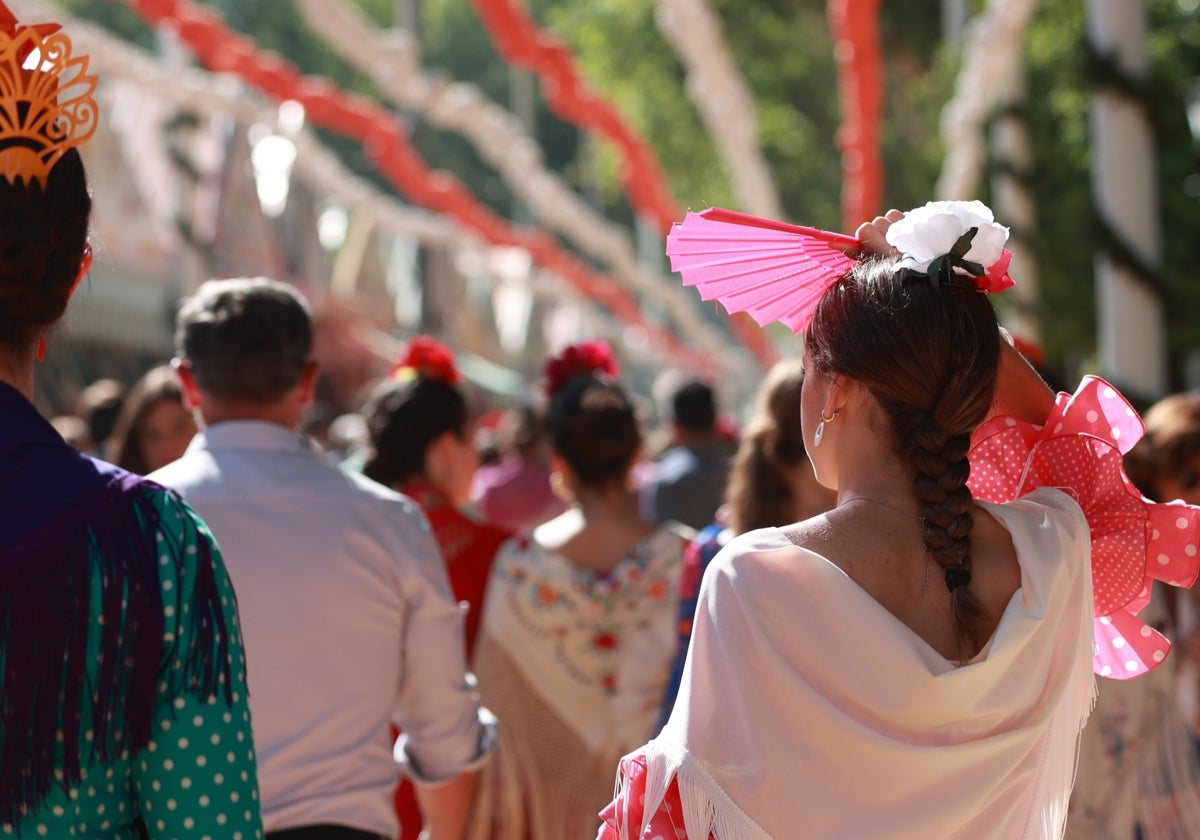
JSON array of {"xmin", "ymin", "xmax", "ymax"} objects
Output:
[
  {"xmin": 391, "ymin": 506, "xmax": 496, "ymax": 785},
  {"xmin": 132, "ymin": 493, "xmax": 264, "ymax": 839}
]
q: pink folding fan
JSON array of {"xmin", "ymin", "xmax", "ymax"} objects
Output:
[{"xmin": 666, "ymin": 207, "xmax": 862, "ymax": 334}]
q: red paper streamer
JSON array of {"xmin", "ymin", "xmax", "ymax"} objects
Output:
[
  {"xmin": 469, "ymin": 0, "xmax": 679, "ymax": 234},
  {"xmin": 120, "ymin": 0, "xmax": 728, "ymax": 373},
  {"xmin": 828, "ymin": 0, "xmax": 885, "ymax": 233},
  {"xmin": 470, "ymin": 0, "xmax": 776, "ymax": 366}
]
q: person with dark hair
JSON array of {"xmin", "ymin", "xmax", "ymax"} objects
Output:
[
  {"xmin": 721, "ymin": 359, "xmax": 836, "ymax": 535},
  {"xmin": 1064, "ymin": 391, "xmax": 1200, "ymax": 839},
  {"xmin": 639, "ymin": 373, "xmax": 733, "ymax": 530},
  {"xmin": 363, "ymin": 334, "xmax": 511, "ymax": 656},
  {"xmin": 471, "ymin": 341, "xmax": 691, "ymax": 840},
  {"xmin": 0, "ymin": 6, "xmax": 262, "ymax": 837},
  {"xmin": 599, "ymin": 202, "xmax": 1200, "ymax": 839},
  {"xmin": 1126, "ymin": 393, "xmax": 1200, "ymax": 507},
  {"xmin": 73, "ymin": 376, "xmax": 126, "ymax": 456},
  {"xmin": 107, "ymin": 364, "xmax": 197, "ymax": 475},
  {"xmin": 657, "ymin": 358, "xmax": 835, "ymax": 727},
  {"xmin": 361, "ymin": 335, "xmax": 512, "ymax": 840},
  {"xmin": 152, "ymin": 280, "xmax": 495, "ymax": 840},
  {"xmin": 470, "ymin": 404, "xmax": 567, "ymax": 532}
]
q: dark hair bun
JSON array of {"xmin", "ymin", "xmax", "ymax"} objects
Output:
[
  {"xmin": 0, "ymin": 149, "xmax": 91, "ymax": 340},
  {"xmin": 546, "ymin": 375, "xmax": 640, "ymax": 487},
  {"xmin": 363, "ymin": 375, "xmax": 468, "ymax": 488}
]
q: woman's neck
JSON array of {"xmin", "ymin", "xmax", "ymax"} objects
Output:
[
  {"xmin": 539, "ymin": 487, "xmax": 658, "ymax": 575},
  {"xmin": 0, "ymin": 346, "xmax": 36, "ymax": 402},
  {"xmin": 831, "ymin": 449, "xmax": 918, "ymax": 510},
  {"xmin": 573, "ymin": 483, "xmax": 640, "ymax": 521}
]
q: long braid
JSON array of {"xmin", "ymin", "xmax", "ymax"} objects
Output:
[
  {"xmin": 808, "ymin": 257, "xmax": 1002, "ymax": 664},
  {"xmin": 904, "ymin": 412, "xmax": 984, "ymax": 660}
]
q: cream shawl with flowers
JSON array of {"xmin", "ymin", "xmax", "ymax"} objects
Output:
[{"xmin": 472, "ymin": 521, "xmax": 687, "ymax": 839}]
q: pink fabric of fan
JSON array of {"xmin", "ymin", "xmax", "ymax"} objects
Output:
[
  {"xmin": 666, "ymin": 207, "xmax": 861, "ymax": 334},
  {"xmin": 969, "ymin": 375, "xmax": 1200, "ymax": 679}
]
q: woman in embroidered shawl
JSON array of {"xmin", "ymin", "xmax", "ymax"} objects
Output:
[
  {"xmin": 599, "ymin": 204, "xmax": 1200, "ymax": 840},
  {"xmin": 0, "ymin": 6, "xmax": 262, "ymax": 837},
  {"xmin": 471, "ymin": 341, "xmax": 691, "ymax": 840},
  {"xmin": 361, "ymin": 335, "xmax": 511, "ymax": 839}
]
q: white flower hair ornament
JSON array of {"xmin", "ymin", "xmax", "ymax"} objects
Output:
[
  {"xmin": 665, "ymin": 200, "xmax": 1014, "ymax": 335},
  {"xmin": 886, "ymin": 201, "xmax": 1014, "ymax": 294}
]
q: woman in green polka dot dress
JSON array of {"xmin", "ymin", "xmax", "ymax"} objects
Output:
[{"xmin": 0, "ymin": 4, "xmax": 263, "ymax": 838}]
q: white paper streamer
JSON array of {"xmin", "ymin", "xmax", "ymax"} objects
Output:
[
  {"xmin": 13, "ymin": 1, "xmax": 652, "ymax": 365},
  {"xmin": 291, "ymin": 0, "xmax": 754, "ymax": 377},
  {"xmin": 654, "ymin": 0, "xmax": 783, "ymax": 220},
  {"xmin": 935, "ymin": 0, "xmax": 1039, "ymax": 200}
]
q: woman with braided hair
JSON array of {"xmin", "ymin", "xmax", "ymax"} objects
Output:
[{"xmin": 598, "ymin": 203, "xmax": 1200, "ymax": 839}]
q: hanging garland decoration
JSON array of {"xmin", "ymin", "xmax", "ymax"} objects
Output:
[
  {"xmin": 468, "ymin": 0, "xmax": 679, "ymax": 234},
  {"xmin": 1083, "ymin": 39, "xmax": 1162, "ymax": 136},
  {"xmin": 1092, "ymin": 208, "xmax": 1169, "ymax": 302},
  {"xmin": 119, "ymin": 0, "xmax": 719, "ymax": 374},
  {"xmin": 290, "ymin": 0, "xmax": 760, "ymax": 376},
  {"xmin": 653, "ymin": 0, "xmax": 783, "ymax": 220},
  {"xmin": 468, "ymin": 0, "xmax": 776, "ymax": 367},
  {"xmin": 827, "ymin": 0, "xmax": 884, "ymax": 234},
  {"xmin": 54, "ymin": 7, "xmax": 463, "ymax": 251},
  {"xmin": 1082, "ymin": 38, "xmax": 1166, "ymax": 301},
  {"xmin": 935, "ymin": 0, "xmax": 1039, "ymax": 201},
  {"xmin": 984, "ymin": 102, "xmax": 1038, "ymax": 262}
]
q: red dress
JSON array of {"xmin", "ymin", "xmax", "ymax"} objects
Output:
[{"xmin": 393, "ymin": 481, "xmax": 512, "ymax": 838}]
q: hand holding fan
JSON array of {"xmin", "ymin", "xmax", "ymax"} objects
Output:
[{"xmin": 665, "ymin": 207, "xmax": 862, "ymax": 334}]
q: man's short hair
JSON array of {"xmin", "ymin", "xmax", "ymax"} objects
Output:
[
  {"xmin": 175, "ymin": 277, "xmax": 313, "ymax": 404},
  {"xmin": 670, "ymin": 379, "xmax": 717, "ymax": 433}
]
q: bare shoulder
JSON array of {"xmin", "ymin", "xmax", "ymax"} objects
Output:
[
  {"xmin": 968, "ymin": 504, "xmax": 1022, "ymax": 606},
  {"xmin": 778, "ymin": 513, "xmax": 836, "ymax": 557}
]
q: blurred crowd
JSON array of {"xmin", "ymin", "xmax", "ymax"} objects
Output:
[{"xmin": 41, "ymin": 310, "xmax": 1200, "ymax": 838}]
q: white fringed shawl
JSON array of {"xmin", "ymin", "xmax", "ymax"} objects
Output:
[{"xmin": 626, "ymin": 488, "xmax": 1096, "ymax": 839}]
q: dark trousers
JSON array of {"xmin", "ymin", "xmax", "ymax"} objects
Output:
[{"xmin": 265, "ymin": 826, "xmax": 390, "ymax": 840}]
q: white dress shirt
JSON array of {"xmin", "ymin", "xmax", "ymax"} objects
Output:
[{"xmin": 152, "ymin": 420, "xmax": 493, "ymax": 837}]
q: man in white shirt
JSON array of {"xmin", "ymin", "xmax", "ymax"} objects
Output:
[{"xmin": 152, "ymin": 277, "xmax": 493, "ymax": 840}]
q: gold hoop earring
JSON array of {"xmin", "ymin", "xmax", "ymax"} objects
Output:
[{"xmin": 813, "ymin": 409, "xmax": 838, "ymax": 448}]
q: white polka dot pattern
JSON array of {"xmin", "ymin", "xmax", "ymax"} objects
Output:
[
  {"xmin": 1, "ymin": 491, "xmax": 263, "ymax": 839},
  {"xmin": 968, "ymin": 376, "xmax": 1200, "ymax": 680}
]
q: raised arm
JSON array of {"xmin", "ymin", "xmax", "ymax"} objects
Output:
[{"xmin": 991, "ymin": 336, "xmax": 1056, "ymax": 426}]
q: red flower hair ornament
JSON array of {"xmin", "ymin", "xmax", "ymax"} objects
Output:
[
  {"xmin": 665, "ymin": 201, "xmax": 1014, "ymax": 335},
  {"xmin": 389, "ymin": 335, "xmax": 462, "ymax": 385},
  {"xmin": 543, "ymin": 340, "xmax": 619, "ymax": 398}
]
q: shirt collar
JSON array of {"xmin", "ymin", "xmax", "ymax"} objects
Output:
[{"xmin": 187, "ymin": 419, "xmax": 314, "ymax": 456}]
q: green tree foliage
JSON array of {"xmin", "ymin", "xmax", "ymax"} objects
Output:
[
  {"xmin": 1018, "ymin": 0, "xmax": 1200, "ymax": 390},
  {"xmin": 50, "ymin": 0, "xmax": 1200, "ymax": 386}
]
